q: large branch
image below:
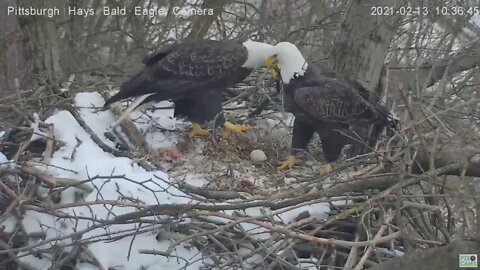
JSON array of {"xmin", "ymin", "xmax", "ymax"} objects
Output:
[
  {"xmin": 411, "ymin": 134, "xmax": 480, "ymax": 177},
  {"xmin": 389, "ymin": 41, "xmax": 480, "ymax": 91}
]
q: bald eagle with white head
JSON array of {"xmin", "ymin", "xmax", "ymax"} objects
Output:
[
  {"xmin": 104, "ymin": 39, "xmax": 274, "ymax": 139},
  {"xmin": 264, "ymin": 42, "xmax": 397, "ymax": 172}
]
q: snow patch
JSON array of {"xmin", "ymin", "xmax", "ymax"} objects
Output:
[
  {"xmin": 0, "ymin": 151, "xmax": 7, "ymax": 163},
  {"xmin": 14, "ymin": 92, "xmax": 202, "ymax": 269},
  {"xmin": 276, "ymin": 202, "xmax": 330, "ymax": 223},
  {"xmin": 184, "ymin": 173, "xmax": 210, "ymax": 187}
]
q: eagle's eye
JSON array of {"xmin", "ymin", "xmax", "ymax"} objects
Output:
[
  {"xmin": 272, "ymin": 54, "xmax": 279, "ymax": 62},
  {"xmin": 293, "ymin": 72, "xmax": 300, "ymax": 78}
]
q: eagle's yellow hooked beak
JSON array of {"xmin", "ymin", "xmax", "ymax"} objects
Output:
[{"xmin": 264, "ymin": 56, "xmax": 280, "ymax": 79}]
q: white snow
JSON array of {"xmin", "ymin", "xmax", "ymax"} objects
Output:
[
  {"xmin": 0, "ymin": 92, "xmax": 332, "ymax": 269},
  {"xmin": 6, "ymin": 92, "xmax": 204, "ymax": 270},
  {"xmin": 84, "ymin": 233, "xmax": 204, "ymax": 269},
  {"xmin": 129, "ymin": 100, "xmax": 186, "ymax": 148},
  {"xmin": 1, "ymin": 215, "xmax": 16, "ymax": 233},
  {"xmin": 297, "ymin": 258, "xmax": 320, "ymax": 269},
  {"xmin": 276, "ymin": 202, "xmax": 330, "ymax": 223},
  {"xmin": 0, "ymin": 152, "xmax": 7, "ymax": 163},
  {"xmin": 30, "ymin": 113, "xmax": 47, "ymax": 142},
  {"xmin": 76, "ymin": 92, "xmax": 118, "ymax": 147},
  {"xmin": 183, "ymin": 173, "xmax": 210, "ymax": 187},
  {"xmin": 375, "ymin": 247, "xmax": 404, "ymax": 257}
]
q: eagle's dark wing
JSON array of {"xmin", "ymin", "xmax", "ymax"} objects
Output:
[
  {"xmin": 281, "ymin": 64, "xmax": 397, "ymax": 166},
  {"xmin": 291, "ymin": 76, "xmax": 394, "ymax": 162},
  {"xmin": 104, "ymin": 40, "xmax": 249, "ymax": 107},
  {"xmin": 314, "ymin": 64, "xmax": 374, "ymax": 101},
  {"xmin": 292, "ymin": 78, "xmax": 376, "ymax": 124},
  {"xmin": 142, "ymin": 43, "xmax": 177, "ymax": 66},
  {"xmin": 152, "ymin": 40, "xmax": 248, "ymax": 78}
]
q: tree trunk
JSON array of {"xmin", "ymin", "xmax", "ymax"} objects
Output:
[
  {"xmin": 1, "ymin": 0, "xmax": 26, "ymax": 93},
  {"xmin": 18, "ymin": 0, "xmax": 62, "ymax": 87},
  {"xmin": 186, "ymin": 0, "xmax": 229, "ymax": 40},
  {"xmin": 329, "ymin": 0, "xmax": 401, "ymax": 95}
]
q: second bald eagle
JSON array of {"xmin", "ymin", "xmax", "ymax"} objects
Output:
[{"xmin": 264, "ymin": 42, "xmax": 397, "ymax": 171}]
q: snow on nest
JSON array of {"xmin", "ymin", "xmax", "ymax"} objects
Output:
[
  {"xmin": 0, "ymin": 151, "xmax": 11, "ymax": 172},
  {"xmin": 183, "ymin": 173, "xmax": 210, "ymax": 187},
  {"xmin": 0, "ymin": 151, "xmax": 7, "ymax": 164},
  {"xmin": 3, "ymin": 92, "xmax": 206, "ymax": 269},
  {"xmin": 128, "ymin": 100, "xmax": 187, "ymax": 149},
  {"xmin": 0, "ymin": 92, "xmax": 333, "ymax": 269},
  {"xmin": 30, "ymin": 113, "xmax": 47, "ymax": 142},
  {"xmin": 275, "ymin": 203, "xmax": 330, "ymax": 223},
  {"xmin": 375, "ymin": 247, "xmax": 404, "ymax": 257},
  {"xmin": 75, "ymin": 92, "xmax": 117, "ymax": 148}
]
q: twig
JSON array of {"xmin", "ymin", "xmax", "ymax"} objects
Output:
[
  {"xmin": 177, "ymin": 182, "xmax": 242, "ymax": 200},
  {"xmin": 398, "ymin": 83, "xmax": 430, "ymax": 161},
  {"xmin": 42, "ymin": 124, "xmax": 55, "ymax": 164},
  {"xmin": 195, "ymin": 210, "xmax": 401, "ymax": 248},
  {"xmin": 62, "ymin": 104, "xmax": 155, "ymax": 171},
  {"xmin": 0, "ymin": 240, "xmax": 38, "ymax": 270},
  {"xmin": 138, "ymin": 249, "xmax": 189, "ymax": 268},
  {"xmin": 81, "ymin": 246, "xmax": 107, "ymax": 270},
  {"xmin": 401, "ymin": 201, "xmax": 441, "ymax": 213},
  {"xmin": 109, "ymin": 103, "xmax": 150, "ymax": 154},
  {"xmin": 344, "ymin": 233, "xmax": 360, "ymax": 269},
  {"xmin": 0, "ymin": 180, "xmax": 21, "ymax": 223},
  {"xmin": 70, "ymin": 136, "xmax": 82, "ymax": 160},
  {"xmin": 14, "ymin": 78, "xmax": 26, "ymax": 113},
  {"xmin": 355, "ymin": 210, "xmax": 395, "ymax": 269},
  {"xmin": 19, "ymin": 164, "xmax": 93, "ymax": 192},
  {"xmin": 30, "ymin": 199, "xmax": 148, "ymax": 211}
]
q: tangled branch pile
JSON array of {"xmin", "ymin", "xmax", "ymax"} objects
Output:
[{"xmin": 0, "ymin": 72, "xmax": 479, "ymax": 270}]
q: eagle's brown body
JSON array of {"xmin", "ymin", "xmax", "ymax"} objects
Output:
[
  {"xmin": 104, "ymin": 40, "xmax": 252, "ymax": 126},
  {"xmin": 284, "ymin": 64, "xmax": 395, "ymax": 162}
]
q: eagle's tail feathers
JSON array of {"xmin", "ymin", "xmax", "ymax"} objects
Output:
[
  {"xmin": 374, "ymin": 104, "xmax": 399, "ymax": 129},
  {"xmin": 109, "ymin": 94, "xmax": 155, "ymax": 129},
  {"xmin": 104, "ymin": 71, "xmax": 153, "ymax": 108}
]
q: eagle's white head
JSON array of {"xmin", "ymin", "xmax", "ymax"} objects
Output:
[
  {"xmin": 264, "ymin": 42, "xmax": 308, "ymax": 84},
  {"xmin": 241, "ymin": 39, "xmax": 275, "ymax": 68}
]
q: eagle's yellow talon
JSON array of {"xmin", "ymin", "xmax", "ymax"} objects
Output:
[
  {"xmin": 319, "ymin": 163, "xmax": 333, "ymax": 176},
  {"xmin": 222, "ymin": 121, "xmax": 251, "ymax": 139},
  {"xmin": 277, "ymin": 155, "xmax": 301, "ymax": 171},
  {"xmin": 189, "ymin": 123, "xmax": 211, "ymax": 139}
]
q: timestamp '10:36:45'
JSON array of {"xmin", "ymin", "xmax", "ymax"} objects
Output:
[{"xmin": 371, "ymin": 6, "xmax": 480, "ymax": 16}]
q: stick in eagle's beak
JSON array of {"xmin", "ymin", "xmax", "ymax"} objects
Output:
[{"xmin": 264, "ymin": 56, "xmax": 280, "ymax": 79}]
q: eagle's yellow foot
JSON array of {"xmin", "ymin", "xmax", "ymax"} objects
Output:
[
  {"xmin": 319, "ymin": 163, "xmax": 333, "ymax": 176},
  {"xmin": 189, "ymin": 123, "xmax": 211, "ymax": 139},
  {"xmin": 277, "ymin": 155, "xmax": 301, "ymax": 171},
  {"xmin": 222, "ymin": 121, "xmax": 251, "ymax": 139}
]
